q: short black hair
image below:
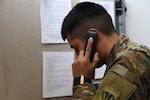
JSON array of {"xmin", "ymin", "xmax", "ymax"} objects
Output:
[{"xmin": 61, "ymin": 2, "xmax": 116, "ymax": 41}]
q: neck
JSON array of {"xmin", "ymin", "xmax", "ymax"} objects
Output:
[
  {"xmin": 100, "ymin": 33, "xmax": 119, "ymax": 62},
  {"xmin": 107, "ymin": 33, "xmax": 119, "ymax": 58}
]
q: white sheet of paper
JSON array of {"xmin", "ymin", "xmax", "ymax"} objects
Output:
[
  {"xmin": 40, "ymin": 0, "xmax": 71, "ymax": 43},
  {"xmin": 95, "ymin": 64, "xmax": 106, "ymax": 79},
  {"xmin": 80, "ymin": 0, "xmax": 115, "ymax": 26},
  {"xmin": 43, "ymin": 51, "xmax": 74, "ymax": 98}
]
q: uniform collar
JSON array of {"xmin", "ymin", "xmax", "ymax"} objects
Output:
[{"xmin": 106, "ymin": 34, "xmax": 130, "ymax": 66}]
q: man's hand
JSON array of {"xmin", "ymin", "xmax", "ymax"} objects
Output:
[{"xmin": 72, "ymin": 37, "xmax": 99, "ymax": 79}]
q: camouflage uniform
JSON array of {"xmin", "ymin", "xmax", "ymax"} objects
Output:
[{"xmin": 73, "ymin": 34, "xmax": 150, "ymax": 100}]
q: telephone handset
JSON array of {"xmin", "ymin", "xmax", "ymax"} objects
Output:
[{"xmin": 84, "ymin": 31, "xmax": 98, "ymax": 63}]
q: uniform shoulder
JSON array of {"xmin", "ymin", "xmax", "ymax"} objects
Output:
[{"xmin": 127, "ymin": 42, "xmax": 150, "ymax": 57}]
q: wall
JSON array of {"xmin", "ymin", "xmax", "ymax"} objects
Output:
[
  {"xmin": 0, "ymin": 0, "xmax": 149, "ymax": 100},
  {"xmin": 0, "ymin": 0, "xmax": 71, "ymax": 100},
  {"xmin": 125, "ymin": 0, "xmax": 150, "ymax": 47}
]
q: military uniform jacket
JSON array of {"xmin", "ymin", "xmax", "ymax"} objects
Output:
[{"xmin": 73, "ymin": 34, "xmax": 150, "ymax": 100}]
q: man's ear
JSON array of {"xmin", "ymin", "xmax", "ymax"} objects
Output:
[{"xmin": 88, "ymin": 28, "xmax": 103, "ymax": 42}]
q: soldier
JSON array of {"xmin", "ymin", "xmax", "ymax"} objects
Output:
[{"xmin": 61, "ymin": 2, "xmax": 150, "ymax": 100}]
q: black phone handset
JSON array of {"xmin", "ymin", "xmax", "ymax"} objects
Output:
[{"xmin": 84, "ymin": 31, "xmax": 98, "ymax": 63}]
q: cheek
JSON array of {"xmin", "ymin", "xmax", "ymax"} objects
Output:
[{"xmin": 97, "ymin": 48, "xmax": 103, "ymax": 60}]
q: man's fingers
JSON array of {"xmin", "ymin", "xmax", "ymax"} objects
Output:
[{"xmin": 79, "ymin": 50, "xmax": 84, "ymax": 57}]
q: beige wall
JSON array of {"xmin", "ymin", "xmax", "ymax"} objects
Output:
[
  {"xmin": 125, "ymin": 0, "xmax": 150, "ymax": 48},
  {"xmin": 1, "ymin": 0, "xmax": 149, "ymax": 100},
  {"xmin": 0, "ymin": 0, "xmax": 73, "ymax": 100}
]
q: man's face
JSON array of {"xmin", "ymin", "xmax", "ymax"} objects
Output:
[
  {"xmin": 66, "ymin": 33, "xmax": 104, "ymax": 67},
  {"xmin": 66, "ymin": 34, "xmax": 85, "ymax": 59}
]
